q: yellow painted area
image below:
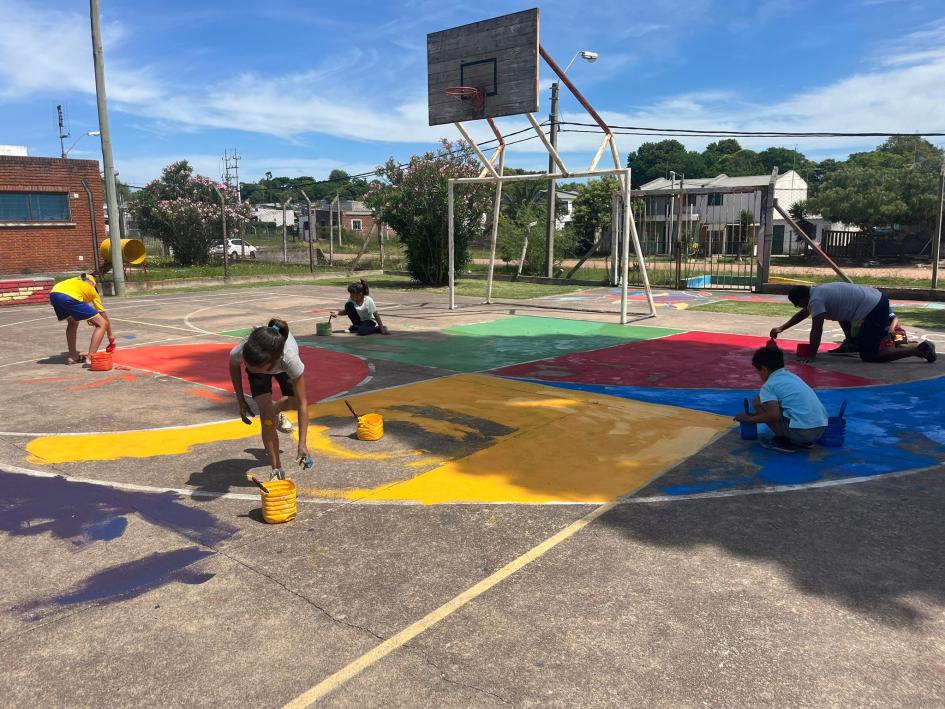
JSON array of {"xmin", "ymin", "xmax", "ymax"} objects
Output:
[
  {"xmin": 303, "ymin": 374, "xmax": 732, "ymax": 504},
  {"xmin": 26, "ymin": 373, "xmax": 731, "ymax": 504}
]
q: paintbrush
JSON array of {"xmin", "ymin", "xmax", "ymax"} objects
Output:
[
  {"xmin": 344, "ymin": 399, "xmax": 360, "ymax": 420},
  {"xmin": 249, "ymin": 476, "xmax": 269, "ymax": 494},
  {"xmin": 743, "ymin": 398, "xmax": 751, "ymax": 415}
]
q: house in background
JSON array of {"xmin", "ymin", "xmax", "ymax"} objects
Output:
[
  {"xmin": 253, "ymin": 203, "xmax": 296, "ymax": 229},
  {"xmin": 296, "ymin": 200, "xmax": 390, "ymax": 240},
  {"xmin": 0, "ymin": 152, "xmax": 106, "ymax": 274},
  {"xmin": 638, "ymin": 170, "xmax": 844, "ymax": 256},
  {"xmin": 555, "ymin": 190, "xmax": 578, "ymax": 230}
]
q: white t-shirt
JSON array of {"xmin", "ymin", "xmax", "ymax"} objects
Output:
[
  {"xmin": 807, "ymin": 283, "xmax": 881, "ymax": 323},
  {"xmin": 229, "ymin": 332, "xmax": 304, "ymax": 379},
  {"xmin": 350, "ymin": 295, "xmax": 377, "ymax": 322}
]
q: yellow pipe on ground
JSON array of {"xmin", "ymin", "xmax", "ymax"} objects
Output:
[{"xmin": 99, "ymin": 238, "xmax": 147, "ymax": 266}]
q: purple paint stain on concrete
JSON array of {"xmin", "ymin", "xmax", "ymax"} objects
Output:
[
  {"xmin": 81, "ymin": 516, "xmax": 128, "ymax": 542},
  {"xmin": 0, "ymin": 471, "xmax": 237, "ymax": 548}
]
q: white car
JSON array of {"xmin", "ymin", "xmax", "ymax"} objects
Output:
[{"xmin": 211, "ymin": 238, "xmax": 257, "ymax": 260}]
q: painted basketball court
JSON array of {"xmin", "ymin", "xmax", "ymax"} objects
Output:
[{"xmin": 2, "ymin": 282, "xmax": 944, "ymax": 706}]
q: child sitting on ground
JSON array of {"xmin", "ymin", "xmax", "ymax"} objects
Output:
[
  {"xmin": 331, "ymin": 279, "xmax": 389, "ymax": 335},
  {"xmin": 735, "ymin": 346, "xmax": 828, "ymax": 452}
]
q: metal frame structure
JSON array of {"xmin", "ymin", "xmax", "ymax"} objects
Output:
[{"xmin": 446, "ymin": 45, "xmax": 656, "ymax": 323}]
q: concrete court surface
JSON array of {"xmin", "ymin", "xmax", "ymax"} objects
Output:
[{"xmin": 1, "ymin": 282, "xmax": 944, "ymax": 707}]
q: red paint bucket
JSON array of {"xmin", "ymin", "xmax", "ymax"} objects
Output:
[
  {"xmin": 796, "ymin": 343, "xmax": 810, "ymax": 357},
  {"xmin": 89, "ymin": 352, "xmax": 113, "ymax": 371}
]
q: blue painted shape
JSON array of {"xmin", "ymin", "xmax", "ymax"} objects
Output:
[
  {"xmin": 81, "ymin": 516, "xmax": 128, "ymax": 542},
  {"xmin": 0, "ymin": 472, "xmax": 237, "ymax": 548},
  {"xmin": 121, "ymin": 334, "xmax": 137, "ymax": 340},
  {"xmin": 509, "ymin": 375, "xmax": 945, "ymax": 494}
]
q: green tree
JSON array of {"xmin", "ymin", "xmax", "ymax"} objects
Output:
[
  {"xmin": 571, "ymin": 177, "xmax": 620, "ymax": 253},
  {"xmin": 626, "ymin": 140, "xmax": 706, "ymax": 187},
  {"xmin": 807, "ymin": 138, "xmax": 944, "ymax": 231},
  {"xmin": 757, "ymin": 147, "xmax": 815, "ymax": 178},
  {"xmin": 129, "ymin": 161, "xmax": 251, "ymax": 266},
  {"xmin": 702, "ymin": 139, "xmax": 743, "ymax": 174},
  {"xmin": 365, "ymin": 139, "xmax": 492, "ymax": 285}
]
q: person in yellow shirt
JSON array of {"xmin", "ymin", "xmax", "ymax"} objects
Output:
[{"xmin": 49, "ymin": 274, "xmax": 115, "ymax": 364}]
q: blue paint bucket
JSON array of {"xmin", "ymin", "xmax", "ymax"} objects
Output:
[
  {"xmin": 740, "ymin": 421, "xmax": 758, "ymax": 440},
  {"xmin": 819, "ymin": 416, "xmax": 846, "ymax": 447}
]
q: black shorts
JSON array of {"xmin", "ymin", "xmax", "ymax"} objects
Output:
[
  {"xmin": 248, "ymin": 371, "xmax": 295, "ymax": 399},
  {"xmin": 856, "ymin": 294, "xmax": 891, "ymax": 359}
]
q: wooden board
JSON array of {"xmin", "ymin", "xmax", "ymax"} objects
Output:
[{"xmin": 427, "ymin": 9, "xmax": 540, "ymax": 126}]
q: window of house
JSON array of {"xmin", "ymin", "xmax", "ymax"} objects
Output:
[
  {"xmin": 351, "ymin": 219, "xmax": 362, "ymax": 231},
  {"xmin": 707, "ymin": 193, "xmax": 723, "ymax": 206},
  {"xmin": 0, "ymin": 192, "xmax": 70, "ymax": 221}
]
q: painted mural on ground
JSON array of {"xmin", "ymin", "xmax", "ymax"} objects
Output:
[
  {"xmin": 297, "ymin": 315, "xmax": 681, "ymax": 372},
  {"xmin": 496, "ymin": 331, "xmax": 880, "ymax": 389},
  {"xmin": 513, "ymin": 376, "xmax": 945, "ymax": 495}
]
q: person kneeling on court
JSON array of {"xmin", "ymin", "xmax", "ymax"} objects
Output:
[
  {"xmin": 735, "ymin": 346, "xmax": 828, "ymax": 452},
  {"xmin": 48, "ymin": 273, "xmax": 116, "ymax": 364},
  {"xmin": 330, "ymin": 279, "xmax": 389, "ymax": 335},
  {"xmin": 771, "ymin": 283, "xmax": 935, "ymax": 363},
  {"xmin": 229, "ymin": 318, "xmax": 310, "ymax": 481}
]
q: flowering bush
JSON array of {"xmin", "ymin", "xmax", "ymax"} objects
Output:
[
  {"xmin": 365, "ymin": 140, "xmax": 491, "ymax": 285},
  {"xmin": 129, "ymin": 161, "xmax": 252, "ymax": 266}
]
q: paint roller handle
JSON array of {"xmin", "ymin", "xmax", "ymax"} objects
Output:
[
  {"xmin": 344, "ymin": 399, "xmax": 360, "ymax": 420},
  {"xmin": 838, "ymin": 400, "xmax": 847, "ymax": 420},
  {"xmin": 743, "ymin": 398, "xmax": 751, "ymax": 415},
  {"xmin": 250, "ymin": 476, "xmax": 269, "ymax": 494}
]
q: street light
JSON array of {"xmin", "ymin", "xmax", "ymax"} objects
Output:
[
  {"xmin": 62, "ymin": 131, "xmax": 101, "ymax": 158},
  {"xmin": 546, "ymin": 49, "xmax": 599, "ymax": 277},
  {"xmin": 564, "ymin": 50, "xmax": 598, "ymax": 73}
]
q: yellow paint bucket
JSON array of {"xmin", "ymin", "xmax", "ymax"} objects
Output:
[
  {"xmin": 260, "ymin": 479, "xmax": 297, "ymax": 524},
  {"xmin": 99, "ymin": 238, "xmax": 147, "ymax": 266},
  {"xmin": 356, "ymin": 413, "xmax": 384, "ymax": 441}
]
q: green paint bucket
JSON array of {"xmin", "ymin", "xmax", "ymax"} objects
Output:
[{"xmin": 316, "ymin": 322, "xmax": 333, "ymax": 336}]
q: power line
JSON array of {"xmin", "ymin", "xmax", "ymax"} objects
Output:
[
  {"xmin": 126, "ymin": 124, "xmax": 546, "ymax": 191},
  {"xmin": 558, "ymin": 120, "xmax": 945, "ymax": 139}
]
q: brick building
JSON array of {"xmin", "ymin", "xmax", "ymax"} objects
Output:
[{"xmin": 0, "ymin": 155, "xmax": 106, "ymax": 274}]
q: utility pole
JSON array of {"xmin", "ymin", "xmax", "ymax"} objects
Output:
[
  {"xmin": 57, "ymin": 105, "xmax": 69, "ymax": 159},
  {"xmin": 933, "ymin": 163, "xmax": 945, "ymax": 288},
  {"xmin": 89, "ymin": 0, "xmax": 125, "ymax": 295},
  {"xmin": 223, "ymin": 150, "xmax": 243, "ymax": 258},
  {"xmin": 545, "ymin": 82, "xmax": 560, "ymax": 278}
]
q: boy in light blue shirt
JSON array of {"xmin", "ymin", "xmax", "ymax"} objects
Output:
[{"xmin": 735, "ymin": 346, "xmax": 828, "ymax": 451}]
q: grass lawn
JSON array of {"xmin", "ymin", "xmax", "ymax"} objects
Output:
[
  {"xmin": 313, "ymin": 275, "xmax": 586, "ymax": 300},
  {"xmin": 690, "ymin": 301, "xmax": 945, "ymax": 331}
]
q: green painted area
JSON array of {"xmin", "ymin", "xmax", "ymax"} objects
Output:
[
  {"xmin": 220, "ymin": 328, "xmax": 252, "ymax": 338},
  {"xmin": 299, "ymin": 316, "xmax": 682, "ymax": 372}
]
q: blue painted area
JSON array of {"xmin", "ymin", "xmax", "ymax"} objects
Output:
[
  {"xmin": 121, "ymin": 334, "xmax": 137, "ymax": 339},
  {"xmin": 0, "ymin": 471, "xmax": 237, "ymax": 548},
  {"xmin": 81, "ymin": 516, "xmax": 128, "ymax": 542},
  {"xmin": 512, "ymin": 375, "xmax": 945, "ymax": 494}
]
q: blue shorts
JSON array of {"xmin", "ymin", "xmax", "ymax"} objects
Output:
[{"xmin": 50, "ymin": 292, "xmax": 98, "ymax": 321}]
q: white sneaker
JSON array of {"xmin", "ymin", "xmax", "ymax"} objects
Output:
[
  {"xmin": 269, "ymin": 467, "xmax": 286, "ymax": 481},
  {"xmin": 277, "ymin": 412, "xmax": 293, "ymax": 434}
]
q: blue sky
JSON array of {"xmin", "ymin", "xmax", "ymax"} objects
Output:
[{"xmin": 1, "ymin": 0, "xmax": 943, "ymax": 187}]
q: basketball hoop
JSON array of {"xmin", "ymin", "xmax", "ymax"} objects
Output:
[{"xmin": 445, "ymin": 86, "xmax": 485, "ymax": 114}]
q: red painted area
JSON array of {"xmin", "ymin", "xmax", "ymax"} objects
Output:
[
  {"xmin": 111, "ymin": 344, "xmax": 369, "ymax": 401},
  {"xmin": 496, "ymin": 331, "xmax": 880, "ymax": 389}
]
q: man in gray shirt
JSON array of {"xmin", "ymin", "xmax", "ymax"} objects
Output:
[{"xmin": 771, "ymin": 283, "xmax": 936, "ymax": 363}]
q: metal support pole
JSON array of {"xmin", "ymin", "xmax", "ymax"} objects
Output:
[
  {"xmin": 212, "ymin": 186, "xmax": 230, "ymax": 281},
  {"xmin": 933, "ymin": 164, "xmax": 945, "ymax": 288},
  {"xmin": 486, "ymin": 147, "xmax": 505, "ymax": 303},
  {"xmin": 620, "ymin": 175, "xmax": 631, "ymax": 324},
  {"xmin": 448, "ymin": 181, "xmax": 456, "ymax": 310},
  {"xmin": 282, "ymin": 200, "xmax": 288, "ymax": 264},
  {"xmin": 774, "ymin": 200, "xmax": 851, "ymax": 283},
  {"xmin": 300, "ymin": 189, "xmax": 315, "ymax": 273},
  {"xmin": 80, "ymin": 178, "xmax": 101, "ymax": 276},
  {"xmin": 545, "ymin": 81, "xmax": 559, "ymax": 278},
  {"xmin": 90, "ymin": 0, "xmax": 125, "ymax": 295},
  {"xmin": 626, "ymin": 169, "xmax": 656, "ymax": 317}
]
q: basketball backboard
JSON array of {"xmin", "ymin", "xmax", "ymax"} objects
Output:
[{"xmin": 427, "ymin": 8, "xmax": 540, "ymax": 126}]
